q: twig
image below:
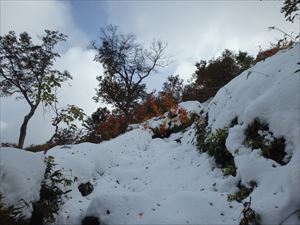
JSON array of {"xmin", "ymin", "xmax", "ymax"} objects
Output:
[{"xmin": 279, "ymin": 209, "xmax": 300, "ymax": 225}]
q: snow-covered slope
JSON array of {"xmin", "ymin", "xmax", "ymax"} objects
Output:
[{"xmin": 1, "ymin": 44, "xmax": 299, "ymax": 225}]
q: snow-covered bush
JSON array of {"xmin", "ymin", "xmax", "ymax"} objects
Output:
[
  {"xmin": 195, "ymin": 114, "xmax": 209, "ymax": 152},
  {"xmin": 227, "ymin": 181, "xmax": 257, "ymax": 203},
  {"xmin": 204, "ymin": 128, "xmax": 236, "ymax": 176},
  {"xmin": 244, "ymin": 118, "xmax": 287, "ymax": 165},
  {"xmin": 151, "ymin": 108, "xmax": 195, "ymax": 138},
  {"xmin": 0, "ymin": 193, "xmax": 27, "ymax": 225},
  {"xmin": 0, "ymin": 155, "xmax": 75, "ymax": 225},
  {"xmin": 31, "ymin": 156, "xmax": 74, "ymax": 224},
  {"xmin": 195, "ymin": 116, "xmax": 236, "ymax": 176}
]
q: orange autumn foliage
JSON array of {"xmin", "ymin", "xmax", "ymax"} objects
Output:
[
  {"xmin": 89, "ymin": 91, "xmax": 184, "ymax": 142},
  {"xmin": 131, "ymin": 92, "xmax": 178, "ymax": 124},
  {"xmin": 159, "ymin": 92, "xmax": 178, "ymax": 113},
  {"xmin": 151, "ymin": 107, "xmax": 193, "ymax": 138},
  {"xmin": 131, "ymin": 94, "xmax": 162, "ymax": 123},
  {"xmin": 95, "ymin": 115, "xmax": 129, "ymax": 141},
  {"xmin": 152, "ymin": 122, "xmax": 171, "ymax": 139},
  {"xmin": 255, "ymin": 47, "xmax": 280, "ymax": 62},
  {"xmin": 178, "ymin": 108, "xmax": 189, "ymax": 125},
  {"xmin": 255, "ymin": 40, "xmax": 293, "ymax": 63}
]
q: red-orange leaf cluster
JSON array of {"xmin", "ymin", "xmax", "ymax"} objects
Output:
[{"xmin": 95, "ymin": 115, "xmax": 129, "ymax": 141}]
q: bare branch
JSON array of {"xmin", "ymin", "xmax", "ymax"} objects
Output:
[
  {"xmin": 93, "ymin": 25, "xmax": 168, "ymax": 115},
  {"xmin": 0, "ymin": 30, "xmax": 71, "ymax": 148}
]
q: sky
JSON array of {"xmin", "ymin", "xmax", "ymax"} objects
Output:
[{"xmin": 0, "ymin": 0, "xmax": 298, "ymax": 146}]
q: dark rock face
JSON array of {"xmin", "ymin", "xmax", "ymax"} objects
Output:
[
  {"xmin": 78, "ymin": 182, "xmax": 94, "ymax": 196},
  {"xmin": 81, "ymin": 216, "xmax": 100, "ymax": 225}
]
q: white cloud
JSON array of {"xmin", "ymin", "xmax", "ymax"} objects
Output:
[
  {"xmin": 104, "ymin": 1, "xmax": 298, "ymax": 81},
  {"xmin": 0, "ymin": 47, "xmax": 102, "ymax": 146},
  {"xmin": 0, "ymin": 1, "xmax": 101, "ymax": 146},
  {"xmin": 1, "ymin": 1, "xmax": 298, "ymax": 146},
  {"xmin": 0, "ymin": 0, "xmax": 88, "ymax": 46},
  {"xmin": 55, "ymin": 47, "xmax": 103, "ymax": 116},
  {"xmin": 174, "ymin": 61, "xmax": 195, "ymax": 82}
]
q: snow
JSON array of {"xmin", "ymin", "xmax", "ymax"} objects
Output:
[
  {"xmin": 178, "ymin": 101, "xmax": 203, "ymax": 114},
  {"xmin": 1, "ymin": 44, "xmax": 299, "ymax": 224},
  {"xmin": 208, "ymin": 45, "xmax": 300, "ymax": 156},
  {"xmin": 52, "ymin": 127, "xmax": 241, "ymax": 225},
  {"xmin": 0, "ymin": 148, "xmax": 45, "ymax": 217}
]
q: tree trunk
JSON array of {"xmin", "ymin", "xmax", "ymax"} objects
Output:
[{"xmin": 18, "ymin": 106, "xmax": 37, "ymax": 149}]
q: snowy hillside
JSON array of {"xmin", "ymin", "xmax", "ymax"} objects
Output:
[{"xmin": 1, "ymin": 44, "xmax": 299, "ymax": 225}]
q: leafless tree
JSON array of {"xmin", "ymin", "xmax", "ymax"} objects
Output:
[{"xmin": 92, "ymin": 25, "xmax": 168, "ymax": 116}]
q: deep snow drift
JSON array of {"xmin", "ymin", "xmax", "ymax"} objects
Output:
[{"xmin": 1, "ymin": 44, "xmax": 299, "ymax": 224}]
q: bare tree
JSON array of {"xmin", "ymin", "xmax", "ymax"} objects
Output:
[
  {"xmin": 92, "ymin": 25, "xmax": 168, "ymax": 116},
  {"xmin": 0, "ymin": 30, "xmax": 72, "ymax": 148}
]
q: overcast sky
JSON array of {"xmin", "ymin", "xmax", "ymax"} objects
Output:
[{"xmin": 0, "ymin": 0, "xmax": 298, "ymax": 146}]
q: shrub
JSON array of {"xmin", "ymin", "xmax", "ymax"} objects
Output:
[
  {"xmin": 132, "ymin": 91, "xmax": 179, "ymax": 124},
  {"xmin": 255, "ymin": 46, "xmax": 280, "ymax": 62},
  {"xmin": 170, "ymin": 108, "xmax": 194, "ymax": 133},
  {"xmin": 239, "ymin": 197, "xmax": 261, "ymax": 225},
  {"xmin": 131, "ymin": 93, "xmax": 163, "ymax": 124},
  {"xmin": 205, "ymin": 128, "xmax": 237, "ymax": 176},
  {"xmin": 152, "ymin": 123, "xmax": 171, "ymax": 139},
  {"xmin": 84, "ymin": 80, "xmax": 183, "ymax": 143},
  {"xmin": 49, "ymin": 128, "xmax": 84, "ymax": 145},
  {"xmin": 178, "ymin": 108, "xmax": 189, "ymax": 125},
  {"xmin": 0, "ymin": 156, "xmax": 75, "ymax": 225},
  {"xmin": 83, "ymin": 107, "xmax": 111, "ymax": 137},
  {"xmin": 158, "ymin": 92, "xmax": 178, "ymax": 113},
  {"xmin": 182, "ymin": 49, "xmax": 254, "ymax": 102},
  {"xmin": 31, "ymin": 156, "xmax": 74, "ymax": 224},
  {"xmin": 255, "ymin": 38, "xmax": 293, "ymax": 63},
  {"xmin": 244, "ymin": 118, "xmax": 287, "ymax": 165},
  {"xmin": 227, "ymin": 181, "xmax": 257, "ymax": 203},
  {"xmin": 195, "ymin": 116, "xmax": 236, "ymax": 176},
  {"xmin": 182, "ymin": 83, "xmax": 201, "ymax": 102},
  {"xmin": 95, "ymin": 115, "xmax": 129, "ymax": 141},
  {"xmin": 151, "ymin": 108, "xmax": 194, "ymax": 138},
  {"xmin": 0, "ymin": 193, "xmax": 27, "ymax": 225},
  {"xmin": 195, "ymin": 114, "xmax": 209, "ymax": 152}
]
